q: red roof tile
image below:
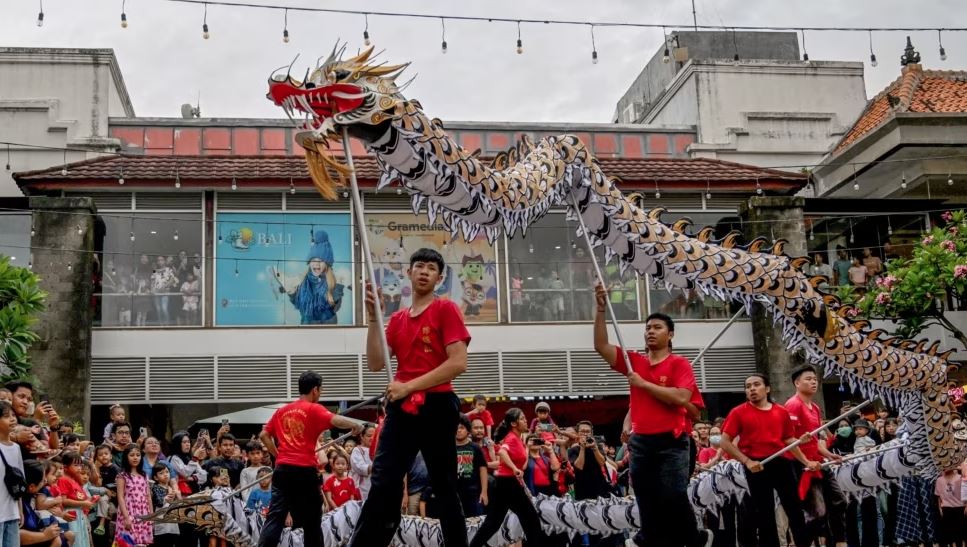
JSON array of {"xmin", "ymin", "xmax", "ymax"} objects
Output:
[
  {"xmin": 834, "ymin": 65, "xmax": 967, "ymax": 153},
  {"xmin": 14, "ymin": 154, "xmax": 805, "ymax": 192}
]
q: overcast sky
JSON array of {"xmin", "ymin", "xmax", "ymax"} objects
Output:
[{"xmin": 2, "ymin": 0, "xmax": 965, "ymax": 122}]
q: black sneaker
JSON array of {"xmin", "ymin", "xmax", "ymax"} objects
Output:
[{"xmin": 694, "ymin": 529, "xmax": 714, "ymax": 547}]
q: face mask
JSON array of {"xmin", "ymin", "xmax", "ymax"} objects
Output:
[
  {"xmin": 709, "ymin": 435, "xmax": 721, "ymax": 446},
  {"xmin": 837, "ymin": 426, "xmax": 852, "ymax": 438}
]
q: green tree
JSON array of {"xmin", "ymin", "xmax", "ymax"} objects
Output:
[
  {"xmin": 846, "ymin": 210, "xmax": 967, "ymax": 350},
  {"xmin": 0, "ymin": 256, "xmax": 47, "ymax": 380}
]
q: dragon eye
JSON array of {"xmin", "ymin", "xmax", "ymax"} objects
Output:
[{"xmin": 334, "ymin": 69, "xmax": 351, "ymax": 81}]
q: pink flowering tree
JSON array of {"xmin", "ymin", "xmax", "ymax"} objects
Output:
[{"xmin": 847, "ymin": 210, "xmax": 967, "ymax": 350}]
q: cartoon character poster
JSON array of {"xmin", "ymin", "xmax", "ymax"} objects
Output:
[
  {"xmin": 215, "ymin": 213, "xmax": 354, "ymax": 326},
  {"xmin": 367, "ymin": 213, "xmax": 498, "ymax": 323}
]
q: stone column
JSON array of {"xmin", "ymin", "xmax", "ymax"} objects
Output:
[
  {"xmin": 28, "ymin": 196, "xmax": 96, "ymax": 431},
  {"xmin": 739, "ymin": 196, "xmax": 822, "ymax": 407}
]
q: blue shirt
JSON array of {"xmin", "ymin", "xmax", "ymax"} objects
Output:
[{"xmin": 246, "ymin": 488, "xmax": 272, "ymax": 514}]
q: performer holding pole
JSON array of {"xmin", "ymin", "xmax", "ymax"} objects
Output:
[
  {"xmin": 719, "ymin": 373, "xmax": 821, "ymax": 547},
  {"xmin": 257, "ymin": 371, "xmax": 363, "ymax": 547},
  {"xmin": 346, "ymin": 128, "xmax": 472, "ymax": 547}
]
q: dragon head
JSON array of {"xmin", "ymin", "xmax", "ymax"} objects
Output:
[{"xmin": 267, "ymin": 43, "xmax": 407, "ymax": 139}]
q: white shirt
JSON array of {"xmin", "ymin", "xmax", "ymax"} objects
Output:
[
  {"xmin": 350, "ymin": 446, "xmax": 373, "ymax": 500},
  {"xmin": 0, "ymin": 441, "xmax": 24, "ymax": 523}
]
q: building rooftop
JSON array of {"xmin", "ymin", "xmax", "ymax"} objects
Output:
[{"xmin": 14, "ymin": 154, "xmax": 806, "ymax": 193}]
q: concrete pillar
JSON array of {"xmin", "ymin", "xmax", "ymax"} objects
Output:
[
  {"xmin": 739, "ymin": 196, "xmax": 822, "ymax": 407},
  {"xmin": 28, "ymin": 196, "xmax": 96, "ymax": 431}
]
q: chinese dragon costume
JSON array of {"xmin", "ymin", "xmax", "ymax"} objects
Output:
[{"xmin": 148, "ymin": 43, "xmax": 966, "ymax": 546}]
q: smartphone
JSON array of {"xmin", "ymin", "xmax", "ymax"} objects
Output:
[
  {"xmin": 139, "ymin": 427, "xmax": 147, "ymax": 438},
  {"xmin": 221, "ymin": 419, "xmax": 230, "ymax": 427},
  {"xmin": 39, "ymin": 393, "xmax": 50, "ymax": 405},
  {"xmin": 219, "ymin": 468, "xmax": 229, "ymax": 479},
  {"xmin": 199, "ymin": 428, "xmax": 209, "ymax": 438}
]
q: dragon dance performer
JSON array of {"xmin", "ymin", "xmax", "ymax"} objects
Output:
[
  {"xmin": 257, "ymin": 371, "xmax": 362, "ymax": 547},
  {"xmin": 349, "ymin": 248, "xmax": 472, "ymax": 547},
  {"xmin": 592, "ymin": 283, "xmax": 713, "ymax": 547}
]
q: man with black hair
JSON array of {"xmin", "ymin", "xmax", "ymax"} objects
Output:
[
  {"xmin": 720, "ymin": 374, "xmax": 820, "ymax": 547},
  {"xmin": 350, "ymin": 248, "xmax": 471, "ymax": 547},
  {"xmin": 203, "ymin": 433, "xmax": 245, "ymax": 488},
  {"xmin": 785, "ymin": 365, "xmax": 847, "ymax": 547},
  {"xmin": 5, "ymin": 380, "xmax": 61, "ymax": 460},
  {"xmin": 593, "ymin": 283, "xmax": 711, "ymax": 547},
  {"xmin": 258, "ymin": 370, "xmax": 362, "ymax": 547}
]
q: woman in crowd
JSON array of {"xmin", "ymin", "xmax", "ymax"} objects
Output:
[
  {"xmin": 116, "ymin": 444, "xmax": 154, "ymax": 546},
  {"xmin": 350, "ymin": 424, "xmax": 375, "ymax": 501},
  {"xmin": 169, "ymin": 431, "xmax": 206, "ymax": 547},
  {"xmin": 469, "ymin": 408, "xmax": 551, "ymax": 547}
]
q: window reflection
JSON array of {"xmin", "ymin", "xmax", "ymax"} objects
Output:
[
  {"xmin": 95, "ymin": 213, "xmax": 203, "ymax": 327},
  {"xmin": 507, "ymin": 212, "xmax": 639, "ymax": 322}
]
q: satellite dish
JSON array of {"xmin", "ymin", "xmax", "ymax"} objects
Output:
[{"xmin": 180, "ymin": 103, "xmax": 201, "ymax": 119}]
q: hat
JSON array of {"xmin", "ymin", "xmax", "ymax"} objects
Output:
[
  {"xmin": 853, "ymin": 419, "xmax": 872, "ymax": 430},
  {"xmin": 535, "ymin": 402, "xmax": 550, "ymax": 412},
  {"xmin": 306, "ymin": 230, "xmax": 334, "ymax": 265}
]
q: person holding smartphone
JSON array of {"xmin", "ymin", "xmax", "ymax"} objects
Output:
[{"xmin": 524, "ymin": 435, "xmax": 560, "ymax": 497}]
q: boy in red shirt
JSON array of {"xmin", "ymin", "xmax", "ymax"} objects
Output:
[
  {"xmin": 593, "ymin": 283, "xmax": 711, "ymax": 547},
  {"xmin": 349, "ymin": 248, "xmax": 471, "ymax": 547},
  {"xmin": 720, "ymin": 373, "xmax": 820, "ymax": 547},
  {"xmin": 258, "ymin": 371, "xmax": 362, "ymax": 547},
  {"xmin": 466, "ymin": 395, "xmax": 494, "ymax": 439}
]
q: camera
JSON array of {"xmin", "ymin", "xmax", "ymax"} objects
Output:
[{"xmin": 529, "ymin": 437, "xmax": 546, "ymax": 446}]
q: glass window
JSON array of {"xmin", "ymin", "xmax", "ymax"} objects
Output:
[
  {"xmin": 0, "ymin": 213, "xmax": 31, "ymax": 268},
  {"xmin": 805, "ymin": 213, "xmax": 925, "ymax": 291},
  {"xmin": 95, "ymin": 212, "xmax": 204, "ymax": 327},
  {"xmin": 214, "ymin": 212, "xmax": 354, "ymax": 326},
  {"xmin": 646, "ymin": 211, "xmax": 743, "ymax": 320},
  {"xmin": 507, "ymin": 212, "xmax": 639, "ymax": 322},
  {"xmin": 365, "ymin": 213, "xmax": 500, "ymax": 323}
]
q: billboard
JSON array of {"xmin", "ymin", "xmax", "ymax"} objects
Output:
[
  {"xmin": 215, "ymin": 212, "xmax": 354, "ymax": 326},
  {"xmin": 366, "ymin": 213, "xmax": 499, "ymax": 323}
]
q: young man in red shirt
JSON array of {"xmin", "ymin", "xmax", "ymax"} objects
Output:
[
  {"xmin": 785, "ymin": 365, "xmax": 846, "ymax": 547},
  {"xmin": 349, "ymin": 248, "xmax": 472, "ymax": 547},
  {"xmin": 720, "ymin": 373, "xmax": 820, "ymax": 547},
  {"xmin": 258, "ymin": 371, "xmax": 362, "ymax": 547},
  {"xmin": 593, "ymin": 283, "xmax": 712, "ymax": 547}
]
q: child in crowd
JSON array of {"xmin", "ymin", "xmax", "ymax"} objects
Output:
[
  {"xmin": 0, "ymin": 387, "xmax": 11, "ymax": 403},
  {"xmin": 103, "ymin": 404, "xmax": 126, "ymax": 444},
  {"xmin": 37, "ymin": 459, "xmax": 68, "ymax": 522},
  {"xmin": 239, "ymin": 440, "xmax": 265, "ymax": 503},
  {"xmin": 207, "ymin": 467, "xmax": 231, "ymax": 547},
  {"xmin": 81, "ymin": 460, "xmax": 111, "ymax": 538},
  {"xmin": 466, "ymin": 395, "xmax": 494, "ymax": 439},
  {"xmin": 853, "ymin": 419, "xmax": 876, "ymax": 452},
  {"xmin": 529, "ymin": 402, "xmax": 557, "ymax": 443},
  {"xmin": 56, "ymin": 451, "xmax": 97, "ymax": 547},
  {"xmin": 116, "ymin": 445, "xmax": 153, "ymax": 546},
  {"xmin": 245, "ymin": 467, "xmax": 273, "ymax": 516},
  {"xmin": 150, "ymin": 463, "xmax": 181, "ymax": 546},
  {"xmin": 21, "ymin": 460, "xmax": 75, "ymax": 547},
  {"xmin": 323, "ymin": 454, "xmax": 360, "ymax": 512}
]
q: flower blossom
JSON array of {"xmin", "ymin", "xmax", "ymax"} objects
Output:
[
  {"xmin": 943, "ymin": 240, "xmax": 957, "ymax": 252},
  {"xmin": 875, "ymin": 292, "xmax": 891, "ymax": 305},
  {"xmin": 923, "ymin": 235, "xmax": 935, "ymax": 245},
  {"xmin": 942, "ymin": 211, "xmax": 954, "ymax": 223},
  {"xmin": 955, "ymin": 264, "xmax": 967, "ymax": 279},
  {"xmin": 844, "ymin": 307, "xmax": 859, "ymax": 318}
]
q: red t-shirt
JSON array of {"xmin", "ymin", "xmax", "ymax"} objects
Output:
[
  {"xmin": 697, "ymin": 447, "xmax": 718, "ymax": 465},
  {"xmin": 530, "ymin": 455, "xmax": 551, "ymax": 487},
  {"xmin": 323, "ymin": 474, "xmax": 360, "ymax": 508},
  {"xmin": 386, "ymin": 298, "xmax": 471, "ymax": 393},
  {"xmin": 611, "ymin": 349, "xmax": 703, "ymax": 436},
  {"xmin": 468, "ymin": 409, "xmax": 494, "ymax": 428},
  {"xmin": 264, "ymin": 400, "xmax": 335, "ymax": 467},
  {"xmin": 55, "ymin": 476, "xmax": 90, "ymax": 514},
  {"xmin": 784, "ymin": 394, "xmax": 822, "ymax": 460},
  {"xmin": 722, "ymin": 402, "xmax": 795, "ymax": 460},
  {"xmin": 496, "ymin": 431, "xmax": 527, "ymax": 478}
]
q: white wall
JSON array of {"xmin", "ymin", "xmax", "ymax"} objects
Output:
[{"xmin": 0, "ymin": 48, "xmax": 134, "ymax": 196}]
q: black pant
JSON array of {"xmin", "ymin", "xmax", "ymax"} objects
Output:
[
  {"xmin": 744, "ymin": 457, "xmax": 812, "ymax": 547},
  {"xmin": 349, "ymin": 392, "xmax": 468, "ymax": 547},
  {"xmin": 629, "ymin": 433, "xmax": 702, "ymax": 547},
  {"xmin": 470, "ymin": 476, "xmax": 549, "ymax": 547},
  {"xmin": 258, "ymin": 464, "xmax": 323, "ymax": 547},
  {"xmin": 940, "ymin": 507, "xmax": 966, "ymax": 547},
  {"xmin": 176, "ymin": 523, "xmax": 200, "ymax": 547},
  {"xmin": 820, "ymin": 468, "xmax": 848, "ymax": 544}
]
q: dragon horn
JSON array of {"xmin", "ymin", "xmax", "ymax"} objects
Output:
[
  {"xmin": 286, "ymin": 53, "xmax": 301, "ymax": 80},
  {"xmin": 346, "ymin": 45, "xmax": 376, "ymax": 65},
  {"xmin": 268, "ymin": 62, "xmax": 291, "ymax": 81}
]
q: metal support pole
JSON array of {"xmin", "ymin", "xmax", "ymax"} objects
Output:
[
  {"xmin": 569, "ymin": 192, "xmax": 632, "ymax": 374},
  {"xmin": 761, "ymin": 399, "xmax": 872, "ymax": 465},
  {"xmin": 343, "ymin": 128, "xmax": 394, "ymax": 384},
  {"xmin": 693, "ymin": 307, "xmax": 745, "ymax": 363}
]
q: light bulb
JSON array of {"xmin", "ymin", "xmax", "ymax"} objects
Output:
[
  {"xmin": 174, "ymin": 179, "xmax": 181, "ymax": 189},
  {"xmin": 888, "ymin": 225, "xmax": 893, "ymax": 236},
  {"xmin": 173, "ymin": 230, "xmax": 179, "ymax": 241},
  {"xmin": 4, "ymin": 163, "xmax": 9, "ymax": 171},
  {"xmin": 948, "ymin": 175, "xmax": 954, "ymax": 186},
  {"xmin": 342, "ymin": 190, "xmax": 349, "ymax": 199},
  {"xmin": 283, "ymin": 29, "xmax": 289, "ymax": 43},
  {"xmin": 901, "ymin": 175, "xmax": 907, "ymax": 189},
  {"xmin": 30, "ymin": 227, "xmax": 35, "ymax": 237},
  {"xmin": 756, "ymin": 186, "xmax": 763, "ymax": 195},
  {"xmin": 940, "ymin": 47, "xmax": 947, "ymax": 61},
  {"xmin": 662, "ymin": 47, "xmax": 670, "ymax": 63},
  {"xmin": 61, "ymin": 168, "xmax": 68, "ymax": 176},
  {"xmin": 203, "ymin": 23, "xmax": 209, "ymax": 39},
  {"xmin": 289, "ymin": 183, "xmax": 296, "ymax": 195},
  {"xmin": 733, "ymin": 53, "xmax": 740, "ymax": 62},
  {"xmin": 853, "ymin": 182, "xmax": 860, "ymax": 191},
  {"xmin": 67, "ymin": 263, "xmax": 72, "ymax": 271},
  {"xmin": 516, "ymin": 39, "xmax": 523, "ymax": 55},
  {"xmin": 76, "ymin": 225, "xmax": 82, "ymax": 235},
  {"xmin": 655, "ymin": 191, "xmax": 661, "ymax": 199},
  {"xmin": 363, "ymin": 30, "xmax": 370, "ymax": 46},
  {"xmin": 121, "ymin": 12, "xmax": 127, "ymax": 28},
  {"xmin": 118, "ymin": 177, "xmax": 124, "ymax": 185},
  {"xmin": 803, "ymin": 53, "xmax": 810, "ymax": 63},
  {"xmin": 36, "ymin": 11, "xmax": 44, "ymax": 27},
  {"xmin": 810, "ymin": 231, "xmax": 815, "ymax": 241},
  {"xmin": 396, "ymin": 187, "xmax": 402, "ymax": 195},
  {"xmin": 231, "ymin": 178, "xmax": 237, "ymax": 191},
  {"xmin": 441, "ymin": 40, "xmax": 447, "ymax": 54},
  {"xmin": 130, "ymin": 232, "xmax": 135, "ymax": 242},
  {"xmin": 592, "ymin": 51, "xmax": 598, "ymax": 64},
  {"xmin": 870, "ymin": 53, "xmax": 877, "ymax": 67},
  {"xmin": 528, "ymin": 244, "xmax": 534, "ymax": 254},
  {"xmin": 705, "ymin": 191, "xmax": 712, "ymax": 200}
]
